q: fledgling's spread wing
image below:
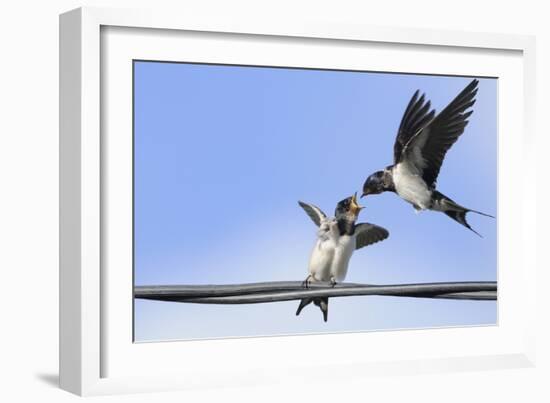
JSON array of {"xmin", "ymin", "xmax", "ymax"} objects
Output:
[
  {"xmin": 298, "ymin": 201, "xmax": 327, "ymax": 227},
  {"xmin": 354, "ymin": 223, "xmax": 389, "ymax": 250}
]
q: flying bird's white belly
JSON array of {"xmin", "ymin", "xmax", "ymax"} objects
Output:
[
  {"xmin": 330, "ymin": 235, "xmax": 356, "ymax": 282},
  {"xmin": 393, "ymin": 162, "xmax": 432, "ymax": 210}
]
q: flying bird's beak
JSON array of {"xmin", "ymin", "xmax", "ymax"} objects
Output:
[
  {"xmin": 350, "ymin": 192, "xmax": 364, "ymax": 215},
  {"xmin": 360, "ymin": 191, "xmax": 368, "ymax": 198}
]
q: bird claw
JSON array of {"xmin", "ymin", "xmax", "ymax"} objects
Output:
[
  {"xmin": 330, "ymin": 277, "xmax": 337, "ymax": 288},
  {"xmin": 301, "ymin": 275, "xmax": 312, "ymax": 289}
]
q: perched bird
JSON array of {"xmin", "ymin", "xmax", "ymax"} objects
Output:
[
  {"xmin": 296, "ymin": 194, "xmax": 389, "ymax": 321},
  {"xmin": 361, "ymin": 79, "xmax": 494, "ymax": 236}
]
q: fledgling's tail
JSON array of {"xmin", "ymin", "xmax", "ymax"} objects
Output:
[
  {"xmin": 296, "ymin": 297, "xmax": 329, "ymax": 322},
  {"xmin": 433, "ymin": 191, "xmax": 494, "ymax": 237},
  {"xmin": 296, "ymin": 298, "xmax": 312, "ymax": 316}
]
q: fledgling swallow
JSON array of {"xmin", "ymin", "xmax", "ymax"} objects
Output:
[
  {"xmin": 296, "ymin": 194, "xmax": 389, "ymax": 321},
  {"xmin": 361, "ymin": 79, "xmax": 494, "ymax": 236}
]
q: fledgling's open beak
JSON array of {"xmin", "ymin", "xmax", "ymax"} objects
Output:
[{"xmin": 350, "ymin": 192, "xmax": 364, "ymax": 215}]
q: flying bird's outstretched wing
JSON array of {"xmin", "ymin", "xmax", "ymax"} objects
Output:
[
  {"xmin": 298, "ymin": 201, "xmax": 326, "ymax": 227},
  {"xmin": 354, "ymin": 223, "xmax": 389, "ymax": 250},
  {"xmin": 393, "ymin": 91, "xmax": 435, "ymax": 164},
  {"xmin": 395, "ymin": 79, "xmax": 479, "ymax": 188}
]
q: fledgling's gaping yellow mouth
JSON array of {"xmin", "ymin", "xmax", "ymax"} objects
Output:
[{"xmin": 350, "ymin": 192, "xmax": 364, "ymax": 215}]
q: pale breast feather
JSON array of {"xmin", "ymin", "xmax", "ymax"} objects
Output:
[
  {"xmin": 393, "ymin": 162, "xmax": 432, "ymax": 209},
  {"xmin": 330, "ymin": 235, "xmax": 356, "ymax": 282},
  {"xmin": 308, "ymin": 238, "xmax": 335, "ymax": 282}
]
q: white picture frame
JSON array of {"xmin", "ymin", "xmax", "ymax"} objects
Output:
[{"xmin": 59, "ymin": 6, "xmax": 537, "ymax": 396}]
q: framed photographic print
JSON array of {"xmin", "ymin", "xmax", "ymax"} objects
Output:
[
  {"xmin": 132, "ymin": 62, "xmax": 498, "ymax": 341},
  {"xmin": 60, "ymin": 7, "xmax": 537, "ymax": 396}
]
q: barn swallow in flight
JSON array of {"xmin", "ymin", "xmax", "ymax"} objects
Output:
[{"xmin": 361, "ymin": 79, "xmax": 494, "ymax": 236}]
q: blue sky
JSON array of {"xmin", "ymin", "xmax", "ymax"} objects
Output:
[{"xmin": 133, "ymin": 61, "xmax": 497, "ymax": 342}]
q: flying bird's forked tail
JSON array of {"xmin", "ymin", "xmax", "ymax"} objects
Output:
[
  {"xmin": 296, "ymin": 297, "xmax": 329, "ymax": 322},
  {"xmin": 432, "ymin": 191, "xmax": 495, "ymax": 237}
]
